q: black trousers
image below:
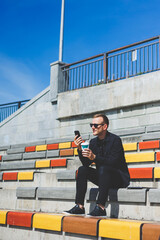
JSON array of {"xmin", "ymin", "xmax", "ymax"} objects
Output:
[{"xmin": 75, "ymin": 165, "xmax": 125, "ymax": 206}]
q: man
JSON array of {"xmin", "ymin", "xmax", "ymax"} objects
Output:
[{"xmin": 63, "ymin": 114, "xmax": 130, "ymax": 217}]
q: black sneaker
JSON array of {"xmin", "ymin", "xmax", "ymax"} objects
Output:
[
  {"xmin": 62, "ymin": 204, "xmax": 85, "ymax": 215},
  {"xmin": 87, "ymin": 205, "xmax": 106, "ymax": 217}
]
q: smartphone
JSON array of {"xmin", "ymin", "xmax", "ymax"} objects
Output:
[{"xmin": 74, "ymin": 130, "xmax": 80, "ymax": 139}]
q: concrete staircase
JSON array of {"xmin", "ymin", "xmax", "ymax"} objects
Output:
[{"xmin": 0, "ymin": 138, "xmax": 160, "ymax": 239}]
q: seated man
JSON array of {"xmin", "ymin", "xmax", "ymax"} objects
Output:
[{"xmin": 63, "ymin": 114, "xmax": 130, "ymax": 217}]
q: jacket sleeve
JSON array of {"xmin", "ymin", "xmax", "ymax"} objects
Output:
[{"xmin": 94, "ymin": 137, "xmax": 124, "ymax": 167}]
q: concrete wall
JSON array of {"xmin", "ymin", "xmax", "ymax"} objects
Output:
[
  {"xmin": 0, "ymin": 87, "xmax": 60, "ymax": 145},
  {"xmin": 0, "ymin": 61, "xmax": 160, "ymax": 146}
]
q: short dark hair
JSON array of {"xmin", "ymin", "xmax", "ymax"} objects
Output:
[{"xmin": 93, "ymin": 114, "xmax": 109, "ymax": 127}]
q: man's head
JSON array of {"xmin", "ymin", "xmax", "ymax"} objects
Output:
[{"xmin": 90, "ymin": 114, "xmax": 109, "ymax": 139}]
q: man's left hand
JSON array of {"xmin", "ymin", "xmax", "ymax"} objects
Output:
[{"xmin": 82, "ymin": 149, "xmax": 96, "ymax": 161}]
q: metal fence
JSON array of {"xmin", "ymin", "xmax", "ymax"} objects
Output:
[
  {"xmin": 62, "ymin": 36, "xmax": 160, "ymax": 91},
  {"xmin": 0, "ymin": 100, "xmax": 30, "ymax": 123}
]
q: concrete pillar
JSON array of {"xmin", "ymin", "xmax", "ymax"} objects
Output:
[{"xmin": 50, "ymin": 61, "xmax": 66, "ymax": 103}]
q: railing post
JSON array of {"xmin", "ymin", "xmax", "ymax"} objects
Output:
[
  {"xmin": 64, "ymin": 66, "xmax": 69, "ymax": 91},
  {"xmin": 50, "ymin": 61, "xmax": 66, "ymax": 103},
  {"xmin": 103, "ymin": 53, "xmax": 108, "ymax": 83},
  {"xmin": 18, "ymin": 101, "xmax": 21, "ymax": 109}
]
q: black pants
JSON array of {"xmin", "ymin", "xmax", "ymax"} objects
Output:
[{"xmin": 75, "ymin": 165, "xmax": 125, "ymax": 206}]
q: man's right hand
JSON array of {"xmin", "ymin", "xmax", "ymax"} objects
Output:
[{"xmin": 74, "ymin": 136, "xmax": 83, "ymax": 151}]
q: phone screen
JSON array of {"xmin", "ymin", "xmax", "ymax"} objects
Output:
[{"xmin": 74, "ymin": 130, "xmax": 80, "ymax": 138}]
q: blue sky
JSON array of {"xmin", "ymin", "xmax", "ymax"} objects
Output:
[{"xmin": 0, "ymin": 0, "xmax": 160, "ymax": 104}]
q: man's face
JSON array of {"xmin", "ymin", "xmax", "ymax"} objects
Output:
[{"xmin": 91, "ymin": 117, "xmax": 107, "ymax": 136}]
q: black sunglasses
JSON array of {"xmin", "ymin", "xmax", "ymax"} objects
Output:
[{"xmin": 90, "ymin": 123, "xmax": 104, "ymax": 128}]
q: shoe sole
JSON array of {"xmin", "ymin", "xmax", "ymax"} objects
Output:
[
  {"xmin": 86, "ymin": 214, "xmax": 106, "ymax": 218},
  {"xmin": 62, "ymin": 211, "xmax": 85, "ymax": 216}
]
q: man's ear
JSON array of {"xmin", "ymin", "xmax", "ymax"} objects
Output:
[{"xmin": 104, "ymin": 124, "xmax": 108, "ymax": 130}]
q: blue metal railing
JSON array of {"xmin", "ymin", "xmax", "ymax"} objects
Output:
[
  {"xmin": 62, "ymin": 36, "xmax": 160, "ymax": 91},
  {"xmin": 0, "ymin": 100, "xmax": 30, "ymax": 123}
]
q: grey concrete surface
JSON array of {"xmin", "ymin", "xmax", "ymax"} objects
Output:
[
  {"xmin": 37, "ymin": 187, "xmax": 76, "ymax": 200},
  {"xmin": 16, "ymin": 187, "xmax": 37, "ymax": 198},
  {"xmin": 23, "ymin": 152, "xmax": 46, "ymax": 159},
  {"xmin": 148, "ymin": 189, "xmax": 160, "ymax": 203},
  {"xmin": 2, "ymin": 153, "xmax": 22, "ymax": 161},
  {"xmin": 86, "ymin": 188, "xmax": 147, "ymax": 203},
  {"xmin": 0, "ymin": 160, "xmax": 36, "ymax": 170},
  {"xmin": 1, "ymin": 63, "xmax": 160, "ymax": 240},
  {"xmin": 0, "ymin": 145, "xmax": 10, "ymax": 151},
  {"xmin": 0, "ymin": 66, "xmax": 160, "ymax": 147},
  {"xmin": 0, "ymin": 172, "xmax": 3, "ymax": 181},
  {"xmin": 7, "ymin": 147, "xmax": 25, "ymax": 154},
  {"xmin": 47, "ymin": 150, "xmax": 59, "ymax": 158},
  {"xmin": 56, "ymin": 170, "xmax": 76, "ymax": 180},
  {"xmin": 58, "ymin": 70, "xmax": 160, "ymax": 119}
]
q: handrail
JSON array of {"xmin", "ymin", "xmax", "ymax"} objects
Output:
[
  {"xmin": 62, "ymin": 35, "xmax": 160, "ymax": 91},
  {"xmin": 63, "ymin": 53, "xmax": 103, "ymax": 68},
  {"xmin": 0, "ymin": 99, "xmax": 30, "ymax": 107},
  {"xmin": 63, "ymin": 35, "xmax": 159, "ymax": 69},
  {"xmin": 0, "ymin": 99, "xmax": 30, "ymax": 123},
  {"xmin": 107, "ymin": 35, "xmax": 159, "ymax": 54}
]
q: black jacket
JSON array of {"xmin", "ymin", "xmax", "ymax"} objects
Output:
[{"xmin": 78, "ymin": 131, "xmax": 130, "ymax": 187}]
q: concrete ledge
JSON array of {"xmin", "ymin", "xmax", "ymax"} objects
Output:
[
  {"xmin": 148, "ymin": 189, "xmax": 160, "ymax": 203},
  {"xmin": 7, "ymin": 147, "xmax": 25, "ymax": 155},
  {"xmin": 0, "ymin": 172, "xmax": 3, "ymax": 181},
  {"xmin": 86, "ymin": 188, "xmax": 147, "ymax": 203},
  {"xmin": 0, "ymin": 145, "xmax": 10, "ymax": 151},
  {"xmin": 0, "ymin": 160, "xmax": 36, "ymax": 170},
  {"xmin": 46, "ymin": 138, "xmax": 73, "ymax": 144},
  {"xmin": 10, "ymin": 140, "xmax": 46, "ymax": 149},
  {"xmin": 142, "ymin": 132, "xmax": 160, "ymax": 141},
  {"xmin": 147, "ymin": 125, "xmax": 160, "ymax": 133},
  {"xmin": 16, "ymin": 187, "xmax": 37, "ymax": 198},
  {"xmin": 112, "ymin": 127, "xmax": 145, "ymax": 137},
  {"xmin": 58, "ymin": 71, "xmax": 160, "ymax": 119},
  {"xmin": 113, "ymin": 188, "xmax": 147, "ymax": 203},
  {"xmin": 46, "ymin": 150, "xmax": 59, "ymax": 158},
  {"xmin": 3, "ymin": 141, "xmax": 46, "ymax": 151},
  {"xmin": 23, "ymin": 152, "xmax": 46, "ymax": 159},
  {"xmin": 37, "ymin": 187, "xmax": 76, "ymax": 200},
  {"xmin": 2, "ymin": 154, "xmax": 22, "ymax": 161},
  {"xmin": 56, "ymin": 170, "xmax": 76, "ymax": 180},
  {"xmin": 15, "ymin": 186, "xmax": 148, "ymax": 204},
  {"xmin": 46, "ymin": 135, "xmax": 90, "ymax": 144}
]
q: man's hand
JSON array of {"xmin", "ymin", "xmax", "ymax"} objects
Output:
[
  {"xmin": 82, "ymin": 148, "xmax": 96, "ymax": 161},
  {"xmin": 74, "ymin": 136, "xmax": 83, "ymax": 151}
]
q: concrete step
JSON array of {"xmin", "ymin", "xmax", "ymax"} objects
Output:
[
  {"xmin": 0, "ymin": 226, "xmax": 77, "ymax": 240},
  {"xmin": 0, "ymin": 209, "xmax": 159, "ymax": 240},
  {"xmin": 1, "ymin": 186, "xmax": 160, "ymax": 221},
  {"xmin": 0, "ymin": 188, "xmax": 17, "ymax": 209},
  {"xmin": 0, "ymin": 171, "xmax": 95, "ymax": 189},
  {"xmin": 0, "ymin": 168, "xmax": 158, "ymax": 192}
]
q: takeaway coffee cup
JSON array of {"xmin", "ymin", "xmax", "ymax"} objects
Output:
[{"xmin": 81, "ymin": 141, "xmax": 89, "ymax": 151}]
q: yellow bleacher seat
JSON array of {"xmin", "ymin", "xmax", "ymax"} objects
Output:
[
  {"xmin": 154, "ymin": 167, "xmax": 160, "ymax": 179},
  {"xmin": 59, "ymin": 142, "xmax": 71, "ymax": 149},
  {"xmin": 99, "ymin": 219, "xmax": 143, "ymax": 240},
  {"xmin": 36, "ymin": 145, "xmax": 47, "ymax": 151},
  {"xmin": 18, "ymin": 172, "xmax": 34, "ymax": 181},
  {"xmin": 36, "ymin": 160, "xmax": 50, "ymax": 168},
  {"xmin": 125, "ymin": 152, "xmax": 155, "ymax": 163},
  {"xmin": 0, "ymin": 210, "xmax": 8, "ymax": 225},
  {"xmin": 33, "ymin": 213, "xmax": 63, "ymax": 232},
  {"xmin": 123, "ymin": 142, "xmax": 137, "ymax": 151}
]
